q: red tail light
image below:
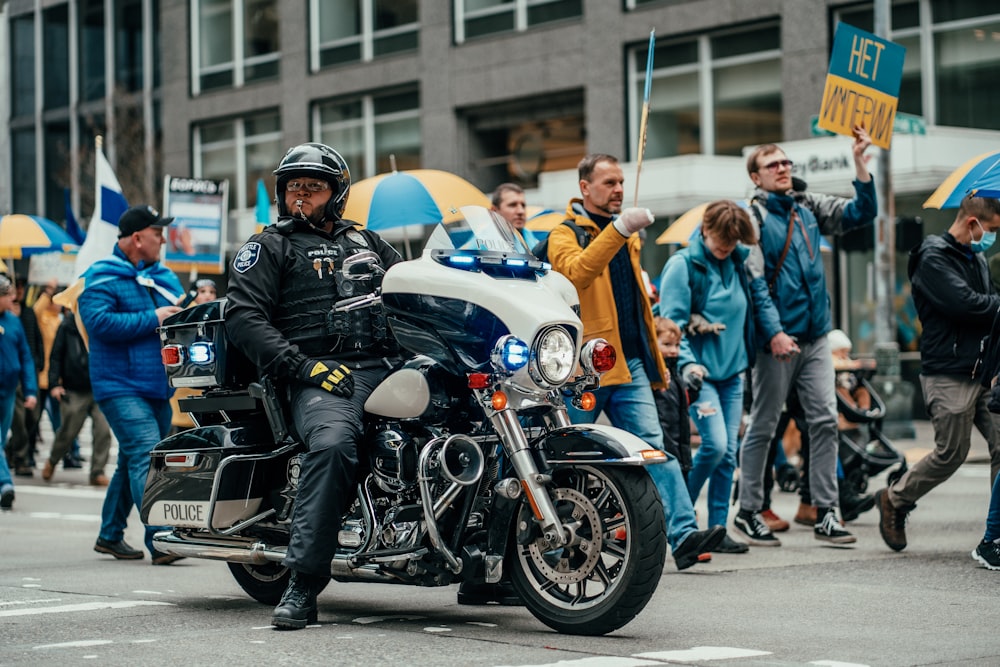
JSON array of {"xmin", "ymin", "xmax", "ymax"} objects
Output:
[{"xmin": 161, "ymin": 344, "xmax": 183, "ymax": 367}]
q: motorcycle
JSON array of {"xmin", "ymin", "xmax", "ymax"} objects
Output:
[{"xmin": 140, "ymin": 205, "xmax": 667, "ymax": 636}]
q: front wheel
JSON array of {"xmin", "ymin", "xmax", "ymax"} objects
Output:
[{"xmin": 508, "ymin": 465, "xmax": 666, "ymax": 636}]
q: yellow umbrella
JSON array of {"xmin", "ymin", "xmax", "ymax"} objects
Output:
[
  {"xmin": 924, "ymin": 151, "xmax": 1000, "ymax": 209},
  {"xmin": 655, "ymin": 203, "xmax": 708, "ymax": 246},
  {"xmin": 342, "ymin": 169, "xmax": 490, "ymax": 231},
  {"xmin": 0, "ymin": 214, "xmax": 80, "ymax": 259},
  {"xmin": 524, "ymin": 207, "xmax": 567, "ymax": 233}
]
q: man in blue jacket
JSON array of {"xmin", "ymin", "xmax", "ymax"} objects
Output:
[
  {"xmin": 78, "ymin": 206, "xmax": 183, "ymax": 563},
  {"xmin": 0, "ymin": 274, "xmax": 38, "ymax": 510},
  {"xmin": 734, "ymin": 127, "xmax": 876, "ymax": 547}
]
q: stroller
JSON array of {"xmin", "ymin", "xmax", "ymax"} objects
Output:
[{"xmin": 835, "ymin": 365, "xmax": 907, "ymax": 496}]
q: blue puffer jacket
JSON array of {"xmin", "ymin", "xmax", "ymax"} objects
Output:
[
  {"xmin": 746, "ymin": 179, "xmax": 877, "ymax": 346},
  {"xmin": 0, "ymin": 311, "xmax": 38, "ymax": 398},
  {"xmin": 78, "ymin": 245, "xmax": 183, "ymax": 402}
]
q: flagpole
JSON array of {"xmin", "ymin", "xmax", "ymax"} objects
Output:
[{"xmin": 633, "ymin": 29, "xmax": 655, "ymax": 208}]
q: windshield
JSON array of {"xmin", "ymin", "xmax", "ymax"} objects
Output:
[{"xmin": 424, "ymin": 205, "xmax": 534, "ymax": 255}]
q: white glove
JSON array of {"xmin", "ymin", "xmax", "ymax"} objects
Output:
[
  {"xmin": 686, "ymin": 313, "xmax": 727, "ymax": 336},
  {"xmin": 681, "ymin": 364, "xmax": 707, "ymax": 392},
  {"xmin": 613, "ymin": 207, "xmax": 654, "ymax": 237}
]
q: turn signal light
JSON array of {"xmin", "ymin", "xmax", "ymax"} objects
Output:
[
  {"xmin": 640, "ymin": 449, "xmax": 667, "ymax": 462},
  {"xmin": 579, "ymin": 392, "xmax": 597, "ymax": 411},
  {"xmin": 491, "ymin": 391, "xmax": 508, "ymax": 410},
  {"xmin": 161, "ymin": 344, "xmax": 183, "ymax": 367}
]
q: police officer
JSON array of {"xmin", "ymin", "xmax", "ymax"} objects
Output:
[{"xmin": 225, "ymin": 143, "xmax": 402, "ymax": 630}]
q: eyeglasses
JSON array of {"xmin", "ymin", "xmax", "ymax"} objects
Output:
[
  {"xmin": 286, "ymin": 180, "xmax": 331, "ymax": 193},
  {"xmin": 758, "ymin": 159, "xmax": 793, "ymax": 174}
]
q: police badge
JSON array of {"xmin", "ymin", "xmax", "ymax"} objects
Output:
[{"xmin": 346, "ymin": 231, "xmax": 369, "ymax": 248}]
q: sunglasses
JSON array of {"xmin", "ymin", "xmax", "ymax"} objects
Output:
[
  {"xmin": 758, "ymin": 159, "xmax": 793, "ymax": 174},
  {"xmin": 286, "ymin": 180, "xmax": 331, "ymax": 193}
]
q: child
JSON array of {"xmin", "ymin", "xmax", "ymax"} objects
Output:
[{"xmin": 653, "ymin": 317, "xmax": 692, "ymax": 482}]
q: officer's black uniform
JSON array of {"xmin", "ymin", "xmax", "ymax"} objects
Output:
[{"xmin": 226, "ymin": 216, "xmax": 401, "ymax": 576}]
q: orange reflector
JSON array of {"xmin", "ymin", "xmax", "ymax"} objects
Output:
[
  {"xmin": 641, "ymin": 449, "xmax": 667, "ymax": 461},
  {"xmin": 579, "ymin": 392, "xmax": 597, "ymax": 411},
  {"xmin": 161, "ymin": 345, "xmax": 182, "ymax": 367},
  {"xmin": 491, "ymin": 391, "xmax": 508, "ymax": 410},
  {"xmin": 520, "ymin": 480, "xmax": 543, "ymax": 520},
  {"xmin": 467, "ymin": 373, "xmax": 490, "ymax": 389}
]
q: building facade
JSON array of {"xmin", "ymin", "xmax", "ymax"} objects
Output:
[{"xmin": 3, "ymin": 0, "xmax": 1000, "ymax": 357}]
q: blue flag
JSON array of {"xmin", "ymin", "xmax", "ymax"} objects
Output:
[
  {"xmin": 63, "ymin": 188, "xmax": 87, "ymax": 244},
  {"xmin": 255, "ymin": 178, "xmax": 271, "ymax": 225}
]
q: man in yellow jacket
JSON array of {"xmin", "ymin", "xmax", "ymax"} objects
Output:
[{"xmin": 547, "ymin": 153, "xmax": 724, "ymax": 570}]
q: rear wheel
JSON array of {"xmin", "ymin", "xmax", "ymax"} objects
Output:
[
  {"xmin": 508, "ymin": 465, "xmax": 666, "ymax": 636},
  {"xmin": 227, "ymin": 562, "xmax": 329, "ymax": 605}
]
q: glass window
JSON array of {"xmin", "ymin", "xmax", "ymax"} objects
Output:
[
  {"xmin": 80, "ymin": 0, "xmax": 106, "ymax": 102},
  {"xmin": 11, "ymin": 16, "xmax": 34, "ymax": 118},
  {"xmin": 194, "ymin": 0, "xmax": 278, "ymax": 93},
  {"xmin": 116, "ymin": 0, "xmax": 143, "ymax": 92},
  {"xmin": 316, "ymin": 88, "xmax": 421, "ymax": 179},
  {"xmin": 631, "ymin": 22, "xmax": 781, "ymax": 158},
  {"xmin": 196, "ymin": 111, "xmax": 282, "ymax": 213},
  {"xmin": 456, "ymin": 0, "xmax": 581, "ymax": 43},
  {"xmin": 44, "ymin": 122, "xmax": 71, "ymax": 220},
  {"xmin": 315, "ymin": 0, "xmax": 417, "ymax": 69},
  {"xmin": 935, "ymin": 20, "xmax": 1000, "ymax": 130},
  {"xmin": 11, "ymin": 130, "xmax": 37, "ymax": 214},
  {"xmin": 43, "ymin": 5, "xmax": 70, "ymax": 110}
]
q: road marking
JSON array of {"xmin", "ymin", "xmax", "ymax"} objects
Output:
[
  {"xmin": 637, "ymin": 647, "xmax": 772, "ymax": 661},
  {"xmin": 423, "ymin": 626, "xmax": 451, "ymax": 633},
  {"xmin": 496, "ymin": 659, "xmax": 659, "ymax": 667},
  {"xmin": 28, "ymin": 512, "xmax": 100, "ymax": 522},
  {"xmin": 14, "ymin": 486, "xmax": 107, "ymax": 499},
  {"xmin": 0, "ymin": 598, "xmax": 62, "ymax": 607},
  {"xmin": 811, "ymin": 662, "xmax": 870, "ymax": 667},
  {"xmin": 353, "ymin": 614, "xmax": 425, "ymax": 624},
  {"xmin": 0, "ymin": 600, "xmax": 172, "ymax": 618},
  {"xmin": 34, "ymin": 640, "xmax": 113, "ymax": 650}
]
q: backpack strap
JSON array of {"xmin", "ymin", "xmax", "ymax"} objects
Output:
[
  {"xmin": 682, "ymin": 251, "xmax": 709, "ymax": 315},
  {"xmin": 748, "ymin": 200, "xmax": 795, "ymax": 293},
  {"xmin": 562, "ymin": 219, "xmax": 591, "ymax": 249}
]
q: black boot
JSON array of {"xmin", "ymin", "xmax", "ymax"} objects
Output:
[
  {"xmin": 272, "ymin": 570, "xmax": 321, "ymax": 629},
  {"xmin": 457, "ymin": 579, "xmax": 523, "ymax": 606}
]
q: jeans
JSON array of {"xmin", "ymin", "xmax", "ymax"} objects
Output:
[
  {"xmin": 97, "ymin": 396, "xmax": 173, "ymax": 554},
  {"xmin": 566, "ymin": 356, "xmax": 700, "ymax": 550},
  {"xmin": 0, "ymin": 393, "xmax": 16, "ymax": 489},
  {"xmin": 686, "ymin": 373, "xmax": 744, "ymax": 528},
  {"xmin": 986, "ymin": 470, "xmax": 1000, "ymax": 543}
]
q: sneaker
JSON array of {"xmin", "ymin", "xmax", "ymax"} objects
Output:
[
  {"xmin": 672, "ymin": 525, "xmax": 726, "ymax": 570},
  {"xmin": 971, "ymin": 541, "xmax": 1000, "ymax": 571},
  {"xmin": 814, "ymin": 508, "xmax": 856, "ymax": 545},
  {"xmin": 794, "ymin": 502, "xmax": 817, "ymax": 526},
  {"xmin": 0, "ymin": 484, "xmax": 14, "ymax": 510},
  {"xmin": 94, "ymin": 537, "xmax": 144, "ymax": 560},
  {"xmin": 875, "ymin": 488, "xmax": 913, "ymax": 552},
  {"xmin": 712, "ymin": 534, "xmax": 750, "ymax": 554},
  {"xmin": 733, "ymin": 510, "xmax": 781, "ymax": 547},
  {"xmin": 761, "ymin": 508, "xmax": 790, "ymax": 532}
]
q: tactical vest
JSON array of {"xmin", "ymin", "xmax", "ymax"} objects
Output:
[{"xmin": 270, "ymin": 223, "xmax": 394, "ymax": 358}]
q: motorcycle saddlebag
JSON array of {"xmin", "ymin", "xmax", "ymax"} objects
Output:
[
  {"xmin": 158, "ymin": 298, "xmax": 257, "ymax": 391},
  {"xmin": 141, "ymin": 423, "xmax": 297, "ymax": 532}
]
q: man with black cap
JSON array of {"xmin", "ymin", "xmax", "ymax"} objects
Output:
[
  {"xmin": 77, "ymin": 205, "xmax": 185, "ymax": 564},
  {"xmin": 226, "ymin": 143, "xmax": 402, "ymax": 629}
]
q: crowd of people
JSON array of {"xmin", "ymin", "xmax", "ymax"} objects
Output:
[{"xmin": 2, "ymin": 134, "xmax": 998, "ymax": 634}]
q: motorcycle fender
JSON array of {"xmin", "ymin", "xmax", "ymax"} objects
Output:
[{"xmin": 537, "ymin": 423, "xmax": 666, "ymax": 466}]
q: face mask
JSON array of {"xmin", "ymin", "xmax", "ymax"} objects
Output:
[{"xmin": 971, "ymin": 219, "xmax": 996, "ymax": 253}]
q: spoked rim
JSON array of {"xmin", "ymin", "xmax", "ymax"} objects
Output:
[{"xmin": 515, "ymin": 466, "xmax": 632, "ymax": 611}]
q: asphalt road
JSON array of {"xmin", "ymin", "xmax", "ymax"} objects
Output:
[{"xmin": 2, "ymin": 421, "xmax": 998, "ymax": 667}]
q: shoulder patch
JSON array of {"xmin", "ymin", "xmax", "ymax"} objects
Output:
[
  {"xmin": 346, "ymin": 230, "xmax": 369, "ymax": 248},
  {"xmin": 233, "ymin": 242, "xmax": 262, "ymax": 273}
]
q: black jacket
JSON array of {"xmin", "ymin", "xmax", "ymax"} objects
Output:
[
  {"xmin": 48, "ymin": 314, "xmax": 92, "ymax": 393},
  {"xmin": 654, "ymin": 361, "xmax": 692, "ymax": 474},
  {"xmin": 908, "ymin": 233, "xmax": 1000, "ymax": 377}
]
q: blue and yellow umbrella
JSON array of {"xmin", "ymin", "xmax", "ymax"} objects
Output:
[
  {"xmin": 0, "ymin": 214, "xmax": 79, "ymax": 259},
  {"xmin": 923, "ymin": 151, "xmax": 1000, "ymax": 209},
  {"xmin": 342, "ymin": 169, "xmax": 490, "ymax": 232}
]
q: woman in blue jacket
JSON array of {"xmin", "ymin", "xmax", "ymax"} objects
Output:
[{"xmin": 658, "ymin": 200, "xmax": 757, "ymax": 553}]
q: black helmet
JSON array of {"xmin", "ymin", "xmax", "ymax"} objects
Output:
[{"xmin": 274, "ymin": 142, "xmax": 351, "ymax": 220}]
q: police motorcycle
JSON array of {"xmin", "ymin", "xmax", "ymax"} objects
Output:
[{"xmin": 140, "ymin": 205, "xmax": 667, "ymax": 636}]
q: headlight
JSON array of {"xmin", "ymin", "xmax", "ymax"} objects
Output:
[
  {"xmin": 529, "ymin": 326, "xmax": 576, "ymax": 387},
  {"xmin": 491, "ymin": 335, "xmax": 530, "ymax": 372}
]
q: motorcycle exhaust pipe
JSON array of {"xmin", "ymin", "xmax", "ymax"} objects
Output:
[
  {"xmin": 152, "ymin": 532, "xmax": 407, "ymax": 584},
  {"xmin": 418, "ymin": 435, "xmax": 484, "ymax": 574}
]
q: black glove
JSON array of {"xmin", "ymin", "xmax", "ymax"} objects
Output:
[{"xmin": 298, "ymin": 359, "xmax": 354, "ymax": 398}]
